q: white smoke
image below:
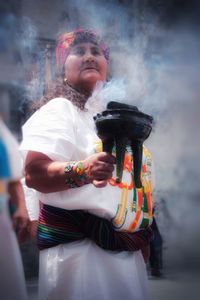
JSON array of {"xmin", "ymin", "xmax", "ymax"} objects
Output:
[
  {"xmin": 63, "ymin": 2, "xmax": 200, "ymax": 272},
  {"xmin": 4, "ymin": 0, "xmax": 200, "ymax": 272},
  {"xmin": 86, "ymin": 79, "xmax": 127, "ymax": 113}
]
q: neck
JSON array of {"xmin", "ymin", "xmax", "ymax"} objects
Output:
[
  {"xmin": 63, "ymin": 82, "xmax": 88, "ymax": 110},
  {"xmin": 65, "ymin": 81, "xmax": 90, "ymax": 97},
  {"xmin": 73, "ymin": 83, "xmax": 94, "ymax": 98}
]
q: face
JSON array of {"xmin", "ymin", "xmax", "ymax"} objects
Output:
[{"xmin": 64, "ymin": 42, "xmax": 108, "ymax": 95}]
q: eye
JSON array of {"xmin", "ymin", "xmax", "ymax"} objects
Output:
[
  {"xmin": 91, "ymin": 47, "xmax": 102, "ymax": 56},
  {"xmin": 72, "ymin": 47, "xmax": 85, "ymax": 56}
]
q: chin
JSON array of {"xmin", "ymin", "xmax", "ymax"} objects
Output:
[
  {"xmin": 83, "ymin": 72, "xmax": 101, "ymax": 81},
  {"xmin": 81, "ymin": 75, "xmax": 102, "ymax": 90}
]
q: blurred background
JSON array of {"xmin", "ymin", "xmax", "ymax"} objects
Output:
[{"xmin": 0, "ymin": 0, "xmax": 200, "ymax": 298}]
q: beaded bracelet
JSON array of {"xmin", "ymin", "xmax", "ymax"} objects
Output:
[
  {"xmin": 64, "ymin": 161, "xmax": 88, "ymax": 188},
  {"xmin": 74, "ymin": 161, "xmax": 88, "ymax": 185},
  {"xmin": 64, "ymin": 162, "xmax": 77, "ymax": 188}
]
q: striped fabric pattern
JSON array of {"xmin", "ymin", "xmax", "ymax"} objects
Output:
[
  {"xmin": 83, "ymin": 212, "xmax": 153, "ymax": 251},
  {"xmin": 38, "ymin": 205, "xmax": 152, "ymax": 251},
  {"xmin": 38, "ymin": 205, "xmax": 85, "ymax": 250}
]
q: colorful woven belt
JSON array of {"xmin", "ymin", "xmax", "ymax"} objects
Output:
[{"xmin": 38, "ymin": 204, "xmax": 152, "ymax": 251}]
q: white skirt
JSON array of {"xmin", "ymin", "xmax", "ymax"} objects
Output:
[
  {"xmin": 39, "ymin": 239, "xmax": 148, "ymax": 300},
  {"xmin": 0, "ymin": 197, "xmax": 27, "ymax": 300}
]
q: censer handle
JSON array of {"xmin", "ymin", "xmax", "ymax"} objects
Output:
[
  {"xmin": 131, "ymin": 142, "xmax": 143, "ymax": 188},
  {"xmin": 102, "ymin": 138, "xmax": 114, "ymax": 153},
  {"xmin": 115, "ymin": 136, "xmax": 128, "ymax": 183}
]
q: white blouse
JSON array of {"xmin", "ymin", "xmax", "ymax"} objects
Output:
[{"xmin": 20, "ymin": 98, "xmax": 154, "ymax": 232}]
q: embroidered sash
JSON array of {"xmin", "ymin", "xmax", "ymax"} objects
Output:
[{"xmin": 38, "ymin": 204, "xmax": 152, "ymax": 251}]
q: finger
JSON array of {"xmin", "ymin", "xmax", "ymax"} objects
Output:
[
  {"xmin": 95, "ymin": 162, "xmax": 114, "ymax": 172},
  {"xmin": 92, "ymin": 171, "xmax": 113, "ymax": 181},
  {"xmin": 93, "ymin": 179, "xmax": 107, "ymax": 188},
  {"xmin": 98, "ymin": 152, "xmax": 116, "ymax": 164},
  {"xmin": 101, "ymin": 162, "xmax": 115, "ymax": 172}
]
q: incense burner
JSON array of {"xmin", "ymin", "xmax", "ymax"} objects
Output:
[{"xmin": 93, "ymin": 101, "xmax": 153, "ymax": 187}]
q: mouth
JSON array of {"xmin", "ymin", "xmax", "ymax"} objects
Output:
[
  {"xmin": 83, "ymin": 67, "xmax": 98, "ymax": 71},
  {"xmin": 81, "ymin": 67, "xmax": 100, "ymax": 76},
  {"xmin": 84, "ymin": 66, "xmax": 97, "ymax": 69},
  {"xmin": 81, "ymin": 63, "xmax": 99, "ymax": 72}
]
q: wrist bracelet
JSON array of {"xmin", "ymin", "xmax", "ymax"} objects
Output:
[
  {"xmin": 73, "ymin": 161, "xmax": 88, "ymax": 185},
  {"xmin": 64, "ymin": 161, "xmax": 88, "ymax": 188},
  {"xmin": 64, "ymin": 162, "xmax": 79, "ymax": 188}
]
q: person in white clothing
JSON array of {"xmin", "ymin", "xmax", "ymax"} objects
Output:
[
  {"xmin": 0, "ymin": 118, "xmax": 28, "ymax": 300},
  {"xmin": 20, "ymin": 29, "xmax": 154, "ymax": 300}
]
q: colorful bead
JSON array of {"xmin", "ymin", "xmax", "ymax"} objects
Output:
[
  {"xmin": 64, "ymin": 162, "xmax": 78, "ymax": 188},
  {"xmin": 64, "ymin": 161, "xmax": 88, "ymax": 188},
  {"xmin": 74, "ymin": 161, "xmax": 88, "ymax": 184}
]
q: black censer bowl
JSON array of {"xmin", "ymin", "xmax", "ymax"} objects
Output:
[{"xmin": 93, "ymin": 101, "xmax": 153, "ymax": 188}]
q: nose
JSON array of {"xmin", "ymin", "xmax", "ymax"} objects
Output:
[{"xmin": 83, "ymin": 50, "xmax": 95, "ymax": 62}]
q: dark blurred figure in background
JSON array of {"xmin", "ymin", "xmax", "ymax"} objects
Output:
[{"xmin": 149, "ymin": 216, "xmax": 163, "ymax": 277}]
